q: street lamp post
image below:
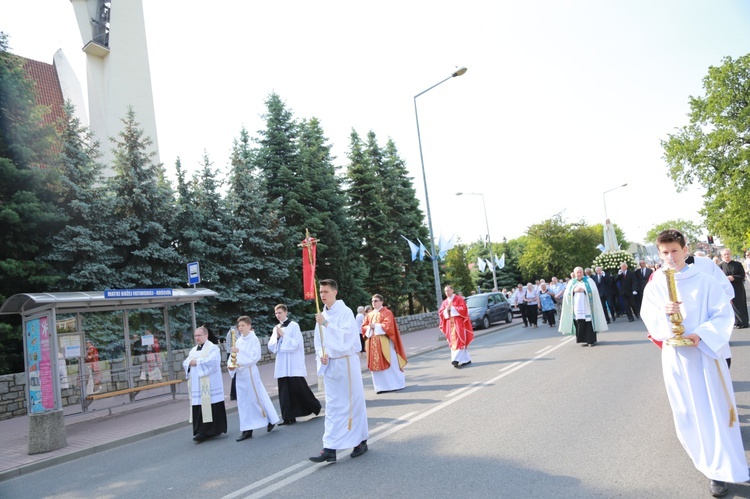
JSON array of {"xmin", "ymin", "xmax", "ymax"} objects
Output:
[
  {"xmin": 602, "ymin": 183, "xmax": 627, "ymax": 220},
  {"xmin": 414, "ymin": 67, "xmax": 467, "ymax": 311},
  {"xmin": 456, "ymin": 192, "xmax": 498, "ymax": 291}
]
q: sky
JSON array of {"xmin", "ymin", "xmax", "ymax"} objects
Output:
[{"xmin": 3, "ymin": 0, "xmax": 750, "ymax": 247}]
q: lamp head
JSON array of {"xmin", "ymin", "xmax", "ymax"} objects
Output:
[{"xmin": 452, "ymin": 67, "xmax": 468, "ymax": 77}]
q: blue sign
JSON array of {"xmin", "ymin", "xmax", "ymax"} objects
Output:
[
  {"xmin": 187, "ymin": 261, "xmax": 201, "ymax": 285},
  {"xmin": 104, "ymin": 289, "xmax": 173, "ymax": 299}
]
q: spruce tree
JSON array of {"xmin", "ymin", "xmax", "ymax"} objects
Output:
[
  {"xmin": 106, "ymin": 108, "xmax": 180, "ymax": 289},
  {"xmin": 226, "ymin": 127, "xmax": 291, "ymax": 333},
  {"xmin": 44, "ymin": 102, "xmax": 117, "ymax": 290},
  {"xmin": 346, "ymin": 130, "xmax": 392, "ymax": 299},
  {"xmin": 296, "ymin": 118, "xmax": 368, "ymax": 315},
  {"xmin": 380, "ymin": 137, "xmax": 434, "ymax": 313},
  {"xmin": 0, "ymin": 33, "xmax": 65, "ymax": 373}
]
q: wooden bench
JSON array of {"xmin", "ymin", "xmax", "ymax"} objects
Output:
[{"xmin": 86, "ymin": 379, "xmax": 185, "ymax": 403}]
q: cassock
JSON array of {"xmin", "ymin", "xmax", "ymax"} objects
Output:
[
  {"xmin": 183, "ymin": 340, "xmax": 227, "ymax": 438},
  {"xmin": 267, "ymin": 319, "xmax": 321, "ymax": 422},
  {"xmin": 719, "ymin": 259, "xmax": 749, "ymax": 328},
  {"xmin": 439, "ymin": 294, "xmax": 474, "ymax": 365},
  {"xmin": 315, "ymin": 299, "xmax": 369, "ymax": 450},
  {"xmin": 641, "ymin": 266, "xmax": 748, "ymax": 483},
  {"xmin": 362, "ymin": 306, "xmax": 407, "ymax": 393},
  {"xmin": 228, "ymin": 331, "xmax": 279, "ymax": 431},
  {"xmin": 558, "ymin": 277, "xmax": 608, "ymax": 344}
]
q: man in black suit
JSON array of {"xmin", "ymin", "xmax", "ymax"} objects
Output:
[
  {"xmin": 616, "ymin": 262, "xmax": 639, "ymax": 321},
  {"xmin": 635, "ymin": 260, "xmax": 653, "ymax": 316},
  {"xmin": 592, "ymin": 266, "xmax": 617, "ymax": 324}
]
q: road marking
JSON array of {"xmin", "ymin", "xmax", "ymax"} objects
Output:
[
  {"xmin": 370, "ymin": 411, "xmax": 418, "ymax": 434},
  {"xmin": 445, "ymin": 380, "xmax": 481, "ymax": 398},
  {"xmin": 535, "ymin": 345, "xmax": 553, "ymax": 354},
  {"xmin": 225, "ymin": 335, "xmax": 576, "ymax": 498},
  {"xmin": 500, "ymin": 361, "xmax": 521, "ymax": 372}
]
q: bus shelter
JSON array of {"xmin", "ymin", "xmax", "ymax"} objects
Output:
[{"xmin": 0, "ymin": 288, "xmax": 217, "ymax": 454}]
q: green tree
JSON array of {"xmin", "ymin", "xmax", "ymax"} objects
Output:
[
  {"xmin": 662, "ymin": 54, "xmax": 750, "ymax": 250},
  {"xmin": 106, "ymin": 108, "xmax": 180, "ymax": 289},
  {"xmin": 44, "ymin": 102, "xmax": 116, "ymax": 290},
  {"xmin": 444, "ymin": 243, "xmax": 474, "ymax": 296},
  {"xmin": 519, "ymin": 215, "xmax": 601, "ymax": 281},
  {"xmin": 381, "ymin": 138, "xmax": 434, "ymax": 313},
  {"xmin": 225, "ymin": 127, "xmax": 291, "ymax": 333},
  {"xmin": 0, "ymin": 33, "xmax": 65, "ymax": 373},
  {"xmin": 346, "ymin": 131, "xmax": 392, "ymax": 294},
  {"xmin": 644, "ymin": 219, "xmax": 704, "ymax": 246},
  {"xmin": 296, "ymin": 118, "xmax": 368, "ymax": 317}
]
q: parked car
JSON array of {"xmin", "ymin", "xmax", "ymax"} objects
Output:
[{"xmin": 466, "ymin": 292, "xmax": 514, "ymax": 330}]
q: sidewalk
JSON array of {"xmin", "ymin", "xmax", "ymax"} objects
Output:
[{"xmin": 0, "ymin": 324, "xmax": 504, "ymax": 481}]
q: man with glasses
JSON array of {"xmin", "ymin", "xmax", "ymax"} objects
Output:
[
  {"xmin": 362, "ymin": 294, "xmax": 407, "ymax": 394},
  {"xmin": 183, "ymin": 326, "xmax": 227, "ymax": 443}
]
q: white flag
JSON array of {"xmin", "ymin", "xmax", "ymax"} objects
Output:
[
  {"xmin": 477, "ymin": 257, "xmax": 487, "ymax": 272},
  {"xmin": 496, "ymin": 253, "xmax": 505, "ymax": 269}
]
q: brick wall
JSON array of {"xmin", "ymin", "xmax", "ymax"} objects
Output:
[{"xmin": 0, "ymin": 312, "xmax": 438, "ymax": 420}]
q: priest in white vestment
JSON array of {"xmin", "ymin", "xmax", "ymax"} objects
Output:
[
  {"xmin": 267, "ymin": 304, "xmax": 321, "ymax": 425},
  {"xmin": 362, "ymin": 294, "xmax": 407, "ymax": 393},
  {"xmin": 229, "ymin": 316, "xmax": 279, "ymax": 442},
  {"xmin": 183, "ymin": 326, "xmax": 227, "ymax": 442},
  {"xmin": 309, "ymin": 279, "xmax": 369, "ymax": 463},
  {"xmin": 641, "ymin": 229, "xmax": 748, "ymax": 497}
]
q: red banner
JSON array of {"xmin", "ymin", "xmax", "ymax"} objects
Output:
[{"xmin": 302, "ymin": 237, "xmax": 317, "ymax": 301}]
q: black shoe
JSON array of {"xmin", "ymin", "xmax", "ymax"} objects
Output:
[
  {"xmin": 193, "ymin": 433, "xmax": 206, "ymax": 443},
  {"xmin": 278, "ymin": 419, "xmax": 297, "ymax": 426},
  {"xmin": 612, "ymin": 317, "xmax": 616, "ymax": 322},
  {"xmin": 628, "ymin": 318, "xmax": 635, "ymax": 322},
  {"xmin": 351, "ymin": 440, "xmax": 368, "ymax": 458},
  {"xmin": 709, "ymin": 480, "xmax": 728, "ymax": 497},
  {"xmin": 236, "ymin": 430, "xmax": 253, "ymax": 442},
  {"xmin": 464, "ymin": 361, "xmax": 471, "ymax": 365},
  {"xmin": 267, "ymin": 422, "xmax": 275, "ymax": 432},
  {"xmin": 309, "ymin": 448, "xmax": 336, "ymax": 463},
  {"xmin": 451, "ymin": 361, "xmax": 459, "ymax": 367},
  {"xmin": 581, "ymin": 343, "xmax": 589, "ymax": 347}
]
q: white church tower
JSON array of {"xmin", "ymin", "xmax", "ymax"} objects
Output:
[{"xmin": 70, "ymin": 0, "xmax": 159, "ymax": 175}]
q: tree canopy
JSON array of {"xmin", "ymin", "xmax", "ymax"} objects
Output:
[{"xmin": 662, "ymin": 54, "xmax": 750, "ymax": 251}]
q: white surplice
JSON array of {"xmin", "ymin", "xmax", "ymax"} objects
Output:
[
  {"xmin": 642, "ymin": 266, "xmax": 748, "ymax": 483},
  {"xmin": 315, "ymin": 299, "xmax": 369, "ymax": 450},
  {"xmin": 365, "ymin": 322, "xmax": 406, "ymax": 392},
  {"xmin": 267, "ymin": 321, "xmax": 307, "ymax": 378},
  {"xmin": 183, "ymin": 340, "xmax": 224, "ymax": 405},
  {"xmin": 228, "ymin": 331, "xmax": 279, "ymax": 431}
]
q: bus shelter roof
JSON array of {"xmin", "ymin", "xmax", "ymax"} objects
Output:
[{"xmin": 0, "ymin": 289, "xmax": 218, "ymax": 316}]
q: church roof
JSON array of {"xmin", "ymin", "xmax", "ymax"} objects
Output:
[{"xmin": 21, "ymin": 56, "xmax": 65, "ymax": 130}]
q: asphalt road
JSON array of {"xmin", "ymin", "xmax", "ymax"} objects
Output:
[{"xmin": 3, "ymin": 319, "xmax": 750, "ymax": 498}]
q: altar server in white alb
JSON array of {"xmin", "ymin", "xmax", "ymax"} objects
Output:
[
  {"xmin": 267, "ymin": 304, "xmax": 321, "ymax": 425},
  {"xmin": 228, "ymin": 316, "xmax": 279, "ymax": 442},
  {"xmin": 183, "ymin": 326, "xmax": 227, "ymax": 443},
  {"xmin": 641, "ymin": 229, "xmax": 748, "ymax": 498},
  {"xmin": 309, "ymin": 279, "xmax": 369, "ymax": 463}
]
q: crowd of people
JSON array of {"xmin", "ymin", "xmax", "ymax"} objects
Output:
[{"xmin": 179, "ymin": 242, "xmax": 749, "ymax": 496}]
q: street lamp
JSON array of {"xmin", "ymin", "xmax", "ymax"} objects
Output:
[
  {"xmin": 456, "ymin": 192, "xmax": 498, "ymax": 291},
  {"xmin": 602, "ymin": 183, "xmax": 627, "ymax": 221},
  {"xmin": 414, "ymin": 67, "xmax": 467, "ymax": 311}
]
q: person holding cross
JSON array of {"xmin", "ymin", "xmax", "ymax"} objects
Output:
[{"xmin": 309, "ymin": 279, "xmax": 369, "ymax": 462}]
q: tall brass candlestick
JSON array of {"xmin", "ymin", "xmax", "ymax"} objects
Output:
[
  {"xmin": 664, "ymin": 268, "xmax": 693, "ymax": 347},
  {"xmin": 227, "ymin": 328, "xmax": 238, "ymax": 369}
]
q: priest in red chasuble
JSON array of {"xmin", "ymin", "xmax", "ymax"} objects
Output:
[
  {"xmin": 362, "ymin": 294, "xmax": 407, "ymax": 394},
  {"xmin": 439, "ymin": 285, "xmax": 474, "ymax": 368}
]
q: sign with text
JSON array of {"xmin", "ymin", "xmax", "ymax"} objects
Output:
[
  {"xmin": 187, "ymin": 261, "xmax": 201, "ymax": 285},
  {"xmin": 104, "ymin": 289, "xmax": 173, "ymax": 299}
]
